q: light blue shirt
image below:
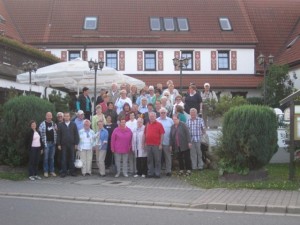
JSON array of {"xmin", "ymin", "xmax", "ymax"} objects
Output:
[{"xmin": 156, "ymin": 117, "xmax": 174, "ymax": 145}]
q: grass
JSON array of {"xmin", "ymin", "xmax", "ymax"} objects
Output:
[
  {"xmin": 183, "ymin": 163, "xmax": 300, "ymax": 190},
  {"xmin": 0, "ymin": 171, "xmax": 27, "ymax": 181}
]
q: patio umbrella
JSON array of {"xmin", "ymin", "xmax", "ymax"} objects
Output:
[{"xmin": 16, "ymin": 58, "xmax": 145, "ymax": 95}]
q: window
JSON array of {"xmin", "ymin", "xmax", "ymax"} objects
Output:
[
  {"xmin": 144, "ymin": 51, "xmax": 156, "ymax": 71},
  {"xmin": 181, "ymin": 51, "xmax": 193, "ymax": 70},
  {"xmin": 68, "ymin": 51, "xmax": 81, "ymax": 61},
  {"xmin": 219, "ymin": 17, "xmax": 232, "ymax": 31},
  {"xmin": 106, "ymin": 51, "xmax": 118, "ymax": 70},
  {"xmin": 163, "ymin": 18, "xmax": 175, "ymax": 31},
  {"xmin": 150, "ymin": 17, "xmax": 161, "ymax": 31},
  {"xmin": 177, "ymin": 18, "xmax": 189, "ymax": 31},
  {"xmin": 84, "ymin": 17, "xmax": 98, "ymax": 30},
  {"xmin": 218, "ymin": 51, "xmax": 230, "ymax": 70},
  {"xmin": 287, "ymin": 35, "xmax": 300, "ymax": 49}
]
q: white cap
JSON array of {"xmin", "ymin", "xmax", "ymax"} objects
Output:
[
  {"xmin": 204, "ymin": 83, "xmax": 210, "ymax": 87},
  {"xmin": 77, "ymin": 110, "xmax": 84, "ymax": 115}
]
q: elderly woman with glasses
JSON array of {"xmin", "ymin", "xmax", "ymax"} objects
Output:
[{"xmin": 78, "ymin": 119, "xmax": 96, "ymax": 176}]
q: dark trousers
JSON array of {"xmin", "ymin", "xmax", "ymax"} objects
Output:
[
  {"xmin": 178, "ymin": 149, "xmax": 192, "ymax": 171},
  {"xmin": 105, "ymin": 148, "xmax": 113, "ymax": 168},
  {"xmin": 84, "ymin": 111, "xmax": 91, "ymax": 120},
  {"xmin": 136, "ymin": 157, "xmax": 147, "ymax": 175},
  {"xmin": 61, "ymin": 144, "xmax": 75, "ymax": 175},
  {"xmin": 29, "ymin": 147, "xmax": 40, "ymax": 176}
]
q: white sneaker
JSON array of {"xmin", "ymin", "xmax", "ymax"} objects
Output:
[
  {"xmin": 50, "ymin": 172, "xmax": 57, "ymax": 177},
  {"xmin": 115, "ymin": 173, "xmax": 120, "ymax": 178},
  {"xmin": 141, "ymin": 175, "xmax": 146, "ymax": 178},
  {"xmin": 133, "ymin": 174, "xmax": 139, "ymax": 178},
  {"xmin": 29, "ymin": 176, "xmax": 35, "ymax": 181},
  {"xmin": 34, "ymin": 175, "xmax": 42, "ymax": 180},
  {"xmin": 123, "ymin": 174, "xmax": 128, "ymax": 177},
  {"xmin": 44, "ymin": 172, "xmax": 48, "ymax": 178}
]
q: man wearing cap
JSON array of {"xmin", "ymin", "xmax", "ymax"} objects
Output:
[
  {"xmin": 75, "ymin": 110, "xmax": 85, "ymax": 131},
  {"xmin": 200, "ymin": 83, "xmax": 218, "ymax": 127},
  {"xmin": 77, "ymin": 87, "xmax": 92, "ymax": 120}
]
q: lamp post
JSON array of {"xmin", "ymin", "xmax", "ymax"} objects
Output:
[
  {"xmin": 88, "ymin": 59, "xmax": 104, "ymax": 113},
  {"xmin": 172, "ymin": 57, "xmax": 190, "ymax": 93},
  {"xmin": 22, "ymin": 61, "xmax": 38, "ymax": 94},
  {"xmin": 257, "ymin": 53, "xmax": 274, "ymax": 105}
]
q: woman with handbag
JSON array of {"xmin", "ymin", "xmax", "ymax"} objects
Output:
[{"xmin": 78, "ymin": 119, "xmax": 95, "ymax": 176}]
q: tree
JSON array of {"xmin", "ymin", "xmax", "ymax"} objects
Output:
[
  {"xmin": 263, "ymin": 64, "xmax": 296, "ymax": 107},
  {"xmin": 47, "ymin": 90, "xmax": 70, "ymax": 113}
]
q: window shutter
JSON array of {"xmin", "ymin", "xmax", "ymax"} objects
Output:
[
  {"xmin": 119, "ymin": 51, "xmax": 125, "ymax": 71},
  {"xmin": 137, "ymin": 51, "xmax": 143, "ymax": 71},
  {"xmin": 195, "ymin": 51, "xmax": 201, "ymax": 71},
  {"xmin": 61, "ymin": 51, "xmax": 67, "ymax": 61},
  {"xmin": 231, "ymin": 51, "xmax": 237, "ymax": 70},
  {"xmin": 174, "ymin": 51, "xmax": 180, "ymax": 71},
  {"xmin": 158, "ymin": 51, "xmax": 164, "ymax": 71},
  {"xmin": 98, "ymin": 51, "xmax": 104, "ymax": 61},
  {"xmin": 211, "ymin": 51, "xmax": 217, "ymax": 70}
]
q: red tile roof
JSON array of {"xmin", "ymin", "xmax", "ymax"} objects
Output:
[
  {"xmin": 243, "ymin": 0, "xmax": 300, "ymax": 67},
  {"xmin": 128, "ymin": 74, "xmax": 263, "ymax": 89},
  {"xmin": 3, "ymin": 0, "xmax": 258, "ymax": 45},
  {"xmin": 0, "ymin": 0, "xmax": 22, "ymax": 41}
]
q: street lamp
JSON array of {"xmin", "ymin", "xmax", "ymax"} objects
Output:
[
  {"xmin": 22, "ymin": 61, "xmax": 38, "ymax": 94},
  {"xmin": 172, "ymin": 57, "xmax": 190, "ymax": 93},
  {"xmin": 88, "ymin": 59, "xmax": 104, "ymax": 113},
  {"xmin": 257, "ymin": 53, "xmax": 274, "ymax": 104}
]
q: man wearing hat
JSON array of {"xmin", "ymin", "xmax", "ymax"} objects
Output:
[{"xmin": 77, "ymin": 87, "xmax": 92, "ymax": 120}]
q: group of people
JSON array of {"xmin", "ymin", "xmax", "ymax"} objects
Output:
[{"xmin": 26, "ymin": 80, "xmax": 217, "ymax": 180}]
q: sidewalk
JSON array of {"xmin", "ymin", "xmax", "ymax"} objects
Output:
[{"xmin": 0, "ymin": 174, "xmax": 300, "ymax": 215}]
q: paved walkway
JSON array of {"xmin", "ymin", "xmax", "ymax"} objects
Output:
[{"xmin": 0, "ymin": 174, "xmax": 300, "ymax": 215}]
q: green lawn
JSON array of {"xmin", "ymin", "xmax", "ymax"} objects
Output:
[
  {"xmin": 0, "ymin": 171, "xmax": 27, "ymax": 181},
  {"xmin": 183, "ymin": 163, "xmax": 300, "ymax": 190}
]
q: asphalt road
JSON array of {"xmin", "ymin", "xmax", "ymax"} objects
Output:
[{"xmin": 0, "ymin": 196, "xmax": 299, "ymax": 225}]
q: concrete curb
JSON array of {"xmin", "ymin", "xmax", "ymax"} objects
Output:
[{"xmin": 0, "ymin": 192, "xmax": 299, "ymax": 215}]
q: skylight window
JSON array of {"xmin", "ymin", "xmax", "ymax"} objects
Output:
[
  {"xmin": 177, "ymin": 18, "xmax": 189, "ymax": 31},
  {"xmin": 150, "ymin": 17, "xmax": 161, "ymax": 31},
  {"xmin": 287, "ymin": 35, "xmax": 300, "ymax": 49},
  {"xmin": 219, "ymin": 17, "xmax": 232, "ymax": 31},
  {"xmin": 163, "ymin": 18, "xmax": 175, "ymax": 31},
  {"xmin": 84, "ymin": 17, "xmax": 98, "ymax": 30},
  {"xmin": 0, "ymin": 14, "xmax": 6, "ymax": 23}
]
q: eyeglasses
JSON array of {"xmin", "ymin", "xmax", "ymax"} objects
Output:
[
  {"xmin": 164, "ymin": 95, "xmax": 169, "ymax": 96},
  {"xmin": 160, "ymin": 112, "xmax": 166, "ymax": 114}
]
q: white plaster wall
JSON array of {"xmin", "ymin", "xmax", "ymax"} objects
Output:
[{"xmin": 47, "ymin": 48, "xmax": 255, "ymax": 75}]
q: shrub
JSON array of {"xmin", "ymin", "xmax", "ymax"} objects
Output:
[
  {"xmin": 206, "ymin": 95, "xmax": 248, "ymax": 118},
  {"xmin": 0, "ymin": 95, "xmax": 55, "ymax": 166},
  {"xmin": 48, "ymin": 90, "xmax": 71, "ymax": 113},
  {"xmin": 216, "ymin": 105, "xmax": 278, "ymax": 175},
  {"xmin": 247, "ymin": 97, "xmax": 264, "ymax": 105}
]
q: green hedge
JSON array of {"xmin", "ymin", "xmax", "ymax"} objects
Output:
[
  {"xmin": 217, "ymin": 105, "xmax": 278, "ymax": 175},
  {"xmin": 0, "ymin": 95, "xmax": 55, "ymax": 166}
]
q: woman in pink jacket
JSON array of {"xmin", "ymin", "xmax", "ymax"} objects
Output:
[{"xmin": 111, "ymin": 118, "xmax": 132, "ymax": 177}]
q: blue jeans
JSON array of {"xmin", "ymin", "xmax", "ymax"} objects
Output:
[{"xmin": 43, "ymin": 142, "xmax": 55, "ymax": 173}]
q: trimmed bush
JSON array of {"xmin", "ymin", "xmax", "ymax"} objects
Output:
[
  {"xmin": 217, "ymin": 105, "xmax": 278, "ymax": 175},
  {"xmin": 0, "ymin": 95, "xmax": 55, "ymax": 166}
]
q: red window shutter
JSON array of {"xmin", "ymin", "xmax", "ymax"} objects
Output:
[
  {"xmin": 61, "ymin": 51, "xmax": 67, "ymax": 61},
  {"xmin": 174, "ymin": 51, "xmax": 180, "ymax": 71},
  {"xmin": 211, "ymin": 51, "xmax": 217, "ymax": 70},
  {"xmin": 137, "ymin": 51, "xmax": 143, "ymax": 71},
  {"xmin": 231, "ymin": 51, "xmax": 237, "ymax": 70},
  {"xmin": 195, "ymin": 51, "xmax": 201, "ymax": 71},
  {"xmin": 98, "ymin": 51, "xmax": 104, "ymax": 61},
  {"xmin": 119, "ymin": 51, "xmax": 125, "ymax": 71},
  {"xmin": 158, "ymin": 51, "xmax": 164, "ymax": 71}
]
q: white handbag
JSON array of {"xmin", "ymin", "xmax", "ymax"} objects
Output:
[{"xmin": 74, "ymin": 151, "xmax": 83, "ymax": 168}]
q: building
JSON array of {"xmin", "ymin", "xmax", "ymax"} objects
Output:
[{"xmin": 0, "ymin": 0, "xmax": 300, "ymax": 98}]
